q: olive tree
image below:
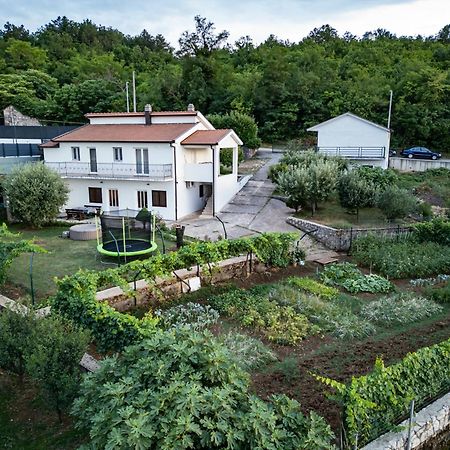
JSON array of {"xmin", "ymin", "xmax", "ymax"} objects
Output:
[
  {"xmin": 377, "ymin": 185, "xmax": 418, "ymax": 220},
  {"xmin": 3, "ymin": 163, "xmax": 69, "ymax": 227}
]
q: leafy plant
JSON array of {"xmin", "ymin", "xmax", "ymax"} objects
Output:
[
  {"xmin": 376, "ymin": 185, "xmax": 418, "ymax": 220},
  {"xmin": 316, "ymin": 338, "xmax": 450, "ymax": 447},
  {"xmin": 3, "ymin": 162, "xmax": 69, "ymax": 228},
  {"xmin": 414, "ymin": 218, "xmax": 450, "ymax": 246},
  {"xmin": 424, "ymin": 281, "xmax": 450, "ymax": 304},
  {"xmin": 73, "ymin": 328, "xmax": 335, "ymax": 449},
  {"xmin": 220, "ymin": 332, "xmax": 277, "ymax": 371},
  {"xmin": 360, "ymin": 293, "xmax": 442, "ymax": 325},
  {"xmin": 155, "ymin": 302, "xmax": 219, "ymax": 330},
  {"xmin": 319, "ymin": 262, "xmax": 393, "ymax": 293},
  {"xmin": 286, "ymin": 277, "xmax": 339, "ymax": 300},
  {"xmin": 273, "ymin": 356, "xmax": 299, "ymax": 382}
]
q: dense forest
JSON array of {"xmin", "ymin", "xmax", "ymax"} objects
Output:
[{"xmin": 0, "ymin": 16, "xmax": 449, "ymax": 149}]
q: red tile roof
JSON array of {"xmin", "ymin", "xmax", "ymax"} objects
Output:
[
  {"xmin": 85, "ymin": 111, "xmax": 197, "ymax": 118},
  {"xmin": 41, "ymin": 123, "xmax": 196, "ymax": 145},
  {"xmin": 181, "ymin": 129, "xmax": 232, "ymax": 145}
]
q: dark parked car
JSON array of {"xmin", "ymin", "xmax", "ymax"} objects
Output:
[{"xmin": 400, "ymin": 146, "xmax": 441, "ymax": 160}]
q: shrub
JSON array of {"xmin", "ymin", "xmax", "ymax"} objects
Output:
[
  {"xmin": 3, "ymin": 162, "xmax": 69, "ymax": 227},
  {"xmin": 155, "ymin": 302, "xmax": 219, "ymax": 330},
  {"xmin": 26, "ymin": 314, "xmax": 90, "ymax": 422},
  {"xmin": 73, "ymin": 328, "xmax": 335, "ymax": 450},
  {"xmin": 286, "ymin": 277, "xmax": 339, "ymax": 300},
  {"xmin": 356, "ymin": 166, "xmax": 398, "ymax": 188},
  {"xmin": 220, "ymin": 332, "xmax": 277, "ymax": 371},
  {"xmin": 0, "ymin": 304, "xmax": 37, "ymax": 382},
  {"xmin": 376, "ymin": 185, "xmax": 417, "ymax": 220},
  {"xmin": 360, "ymin": 293, "xmax": 442, "ymax": 325},
  {"xmin": 414, "ymin": 218, "xmax": 450, "ymax": 246},
  {"xmin": 316, "ymin": 338, "xmax": 450, "ymax": 447}
]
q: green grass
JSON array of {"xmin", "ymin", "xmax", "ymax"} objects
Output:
[
  {"xmin": 5, "ymin": 224, "xmax": 166, "ymax": 301},
  {"xmin": 295, "ymin": 198, "xmax": 390, "ymax": 228}
]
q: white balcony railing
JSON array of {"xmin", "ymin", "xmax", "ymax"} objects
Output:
[
  {"xmin": 46, "ymin": 162, "xmax": 173, "ymax": 180},
  {"xmin": 317, "ymin": 147, "xmax": 386, "ymax": 159}
]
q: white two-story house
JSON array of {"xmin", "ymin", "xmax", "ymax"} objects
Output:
[
  {"xmin": 41, "ymin": 105, "xmax": 243, "ymax": 220},
  {"xmin": 307, "ymin": 112, "xmax": 391, "ymax": 169}
]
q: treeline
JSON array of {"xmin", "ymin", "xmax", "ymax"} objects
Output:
[{"xmin": 0, "ymin": 16, "xmax": 449, "ymax": 149}]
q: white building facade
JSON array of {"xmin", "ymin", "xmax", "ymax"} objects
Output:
[
  {"xmin": 307, "ymin": 112, "xmax": 391, "ymax": 169},
  {"xmin": 41, "ymin": 106, "xmax": 243, "ymax": 220}
]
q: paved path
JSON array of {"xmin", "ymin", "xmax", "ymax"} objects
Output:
[{"xmin": 178, "ymin": 150, "xmax": 332, "ymax": 259}]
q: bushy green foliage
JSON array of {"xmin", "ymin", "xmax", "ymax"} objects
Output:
[
  {"xmin": 360, "ymin": 293, "xmax": 442, "ymax": 325},
  {"xmin": 73, "ymin": 328, "xmax": 334, "ymax": 450},
  {"xmin": 155, "ymin": 302, "xmax": 219, "ymax": 330},
  {"xmin": 210, "ymin": 288, "xmax": 312, "ymax": 345},
  {"xmin": 376, "ymin": 185, "xmax": 417, "ymax": 220},
  {"xmin": 338, "ymin": 170, "xmax": 377, "ymax": 216},
  {"xmin": 26, "ymin": 315, "xmax": 90, "ymax": 422},
  {"xmin": 3, "ymin": 163, "xmax": 69, "ymax": 227},
  {"xmin": 319, "ymin": 262, "xmax": 393, "ymax": 293},
  {"xmin": 286, "ymin": 277, "xmax": 339, "ymax": 300},
  {"xmin": 414, "ymin": 218, "xmax": 450, "ymax": 246},
  {"xmin": 356, "ymin": 166, "xmax": 398, "ymax": 189},
  {"xmin": 220, "ymin": 332, "xmax": 277, "ymax": 371},
  {"xmin": 352, "ymin": 235, "xmax": 450, "ymax": 278},
  {"xmin": 424, "ymin": 281, "xmax": 450, "ymax": 303},
  {"xmin": 316, "ymin": 338, "xmax": 450, "ymax": 447},
  {"xmin": 53, "ymin": 233, "xmax": 299, "ymax": 352},
  {"xmin": 0, "ymin": 224, "xmax": 45, "ymax": 285},
  {"xmin": 0, "ymin": 305, "xmax": 37, "ymax": 381},
  {"xmin": 219, "ymin": 147, "xmax": 244, "ymax": 168},
  {"xmin": 208, "ymin": 110, "xmax": 261, "ymax": 149}
]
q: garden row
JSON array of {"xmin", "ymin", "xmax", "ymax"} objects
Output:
[{"xmin": 52, "ymin": 232, "xmax": 300, "ymax": 352}]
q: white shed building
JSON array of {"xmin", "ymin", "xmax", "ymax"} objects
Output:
[{"xmin": 307, "ymin": 112, "xmax": 391, "ymax": 169}]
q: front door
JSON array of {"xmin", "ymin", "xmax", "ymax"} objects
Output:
[{"xmin": 89, "ymin": 148, "xmax": 97, "ymax": 173}]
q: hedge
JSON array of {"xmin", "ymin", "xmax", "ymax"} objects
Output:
[
  {"xmin": 317, "ymin": 337, "xmax": 450, "ymax": 447},
  {"xmin": 52, "ymin": 232, "xmax": 298, "ymax": 352}
]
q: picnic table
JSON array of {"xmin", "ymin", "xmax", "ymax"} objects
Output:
[{"xmin": 65, "ymin": 207, "xmax": 88, "ymax": 220}]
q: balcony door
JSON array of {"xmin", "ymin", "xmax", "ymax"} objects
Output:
[
  {"xmin": 89, "ymin": 148, "xmax": 97, "ymax": 173},
  {"xmin": 136, "ymin": 148, "xmax": 149, "ymax": 174}
]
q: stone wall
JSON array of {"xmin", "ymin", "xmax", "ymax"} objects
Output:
[
  {"xmin": 362, "ymin": 392, "xmax": 450, "ymax": 450},
  {"xmin": 96, "ymin": 254, "xmax": 267, "ymax": 310},
  {"xmin": 286, "ymin": 217, "xmax": 413, "ymax": 252},
  {"xmin": 3, "ymin": 106, "xmax": 41, "ymax": 126}
]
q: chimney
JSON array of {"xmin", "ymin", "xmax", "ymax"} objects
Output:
[
  {"xmin": 144, "ymin": 104, "xmax": 152, "ymax": 125},
  {"xmin": 187, "ymin": 103, "xmax": 195, "ymax": 112}
]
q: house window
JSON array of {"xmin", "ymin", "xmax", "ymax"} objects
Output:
[
  {"xmin": 113, "ymin": 147, "xmax": 123, "ymax": 161},
  {"xmin": 136, "ymin": 148, "xmax": 149, "ymax": 174},
  {"xmin": 72, "ymin": 146, "xmax": 80, "ymax": 161},
  {"xmin": 109, "ymin": 189, "xmax": 119, "ymax": 207},
  {"xmin": 152, "ymin": 190, "xmax": 167, "ymax": 207},
  {"xmin": 137, "ymin": 190, "xmax": 148, "ymax": 209},
  {"xmin": 88, "ymin": 187, "xmax": 102, "ymax": 204},
  {"xmin": 199, "ymin": 185, "xmax": 204, "ymax": 197}
]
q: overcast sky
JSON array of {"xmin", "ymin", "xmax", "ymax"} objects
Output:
[{"xmin": 2, "ymin": 0, "xmax": 449, "ymax": 46}]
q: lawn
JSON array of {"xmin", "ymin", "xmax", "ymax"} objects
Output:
[{"xmin": 4, "ymin": 224, "xmax": 167, "ymax": 302}]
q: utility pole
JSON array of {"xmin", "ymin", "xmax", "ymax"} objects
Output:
[
  {"xmin": 125, "ymin": 82, "xmax": 130, "ymax": 113},
  {"xmin": 132, "ymin": 71, "xmax": 137, "ymax": 112},
  {"xmin": 387, "ymin": 90, "xmax": 393, "ymax": 129}
]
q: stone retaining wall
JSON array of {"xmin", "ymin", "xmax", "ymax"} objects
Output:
[
  {"xmin": 286, "ymin": 217, "xmax": 413, "ymax": 251},
  {"xmin": 362, "ymin": 392, "xmax": 450, "ymax": 450},
  {"xmin": 96, "ymin": 255, "xmax": 267, "ymax": 310},
  {"xmin": 389, "ymin": 157, "xmax": 450, "ymax": 172}
]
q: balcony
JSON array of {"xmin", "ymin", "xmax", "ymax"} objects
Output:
[
  {"xmin": 184, "ymin": 162, "xmax": 213, "ymax": 182},
  {"xmin": 317, "ymin": 147, "xmax": 386, "ymax": 159},
  {"xmin": 46, "ymin": 162, "xmax": 173, "ymax": 181}
]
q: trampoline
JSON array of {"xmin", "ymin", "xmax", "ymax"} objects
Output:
[{"xmin": 96, "ymin": 209, "xmax": 157, "ymax": 260}]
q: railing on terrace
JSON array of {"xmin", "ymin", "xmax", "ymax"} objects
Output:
[
  {"xmin": 46, "ymin": 162, "xmax": 173, "ymax": 180},
  {"xmin": 317, "ymin": 146, "xmax": 386, "ymax": 159}
]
